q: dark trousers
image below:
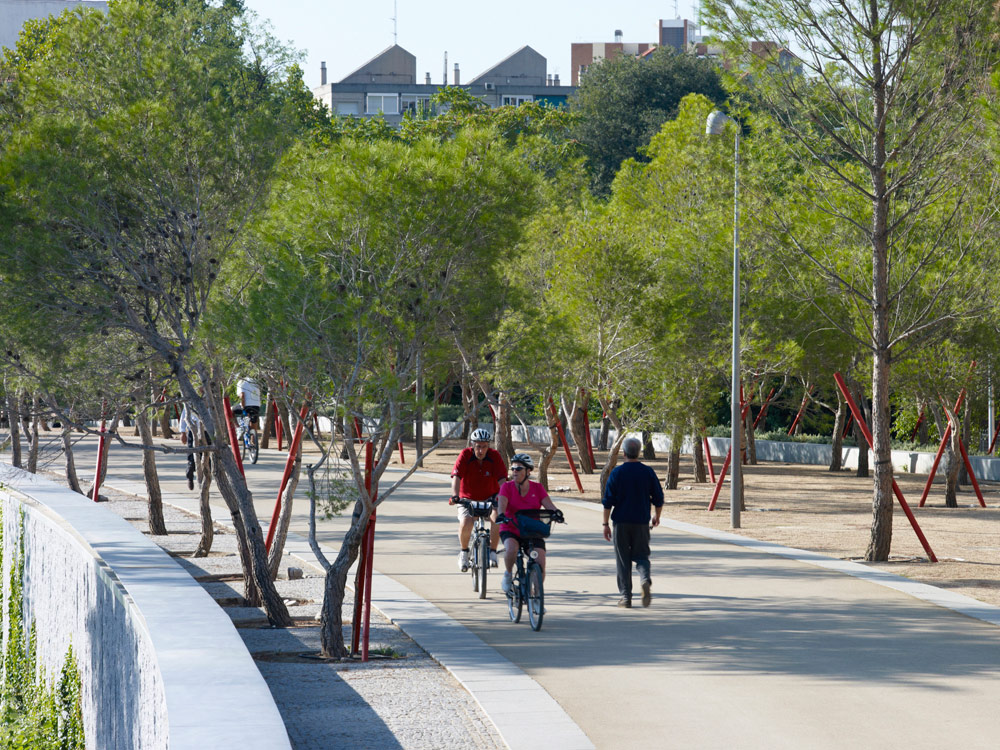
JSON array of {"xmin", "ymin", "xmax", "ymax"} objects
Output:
[{"xmin": 613, "ymin": 522, "xmax": 651, "ymax": 599}]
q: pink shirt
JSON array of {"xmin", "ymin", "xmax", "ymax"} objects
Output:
[{"xmin": 497, "ymin": 479, "xmax": 549, "ymax": 534}]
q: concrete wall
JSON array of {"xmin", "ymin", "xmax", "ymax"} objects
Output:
[
  {"xmin": 0, "ymin": 463, "xmax": 290, "ymax": 750},
  {"xmin": 416, "ymin": 421, "xmax": 1000, "ymax": 483},
  {"xmin": 0, "ymin": 0, "xmax": 106, "ymax": 51}
]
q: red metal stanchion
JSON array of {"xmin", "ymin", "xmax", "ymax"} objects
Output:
[
  {"xmin": 548, "ymin": 397, "xmax": 584, "ymax": 493},
  {"xmin": 909, "ymin": 409, "xmax": 925, "ymax": 442},
  {"xmin": 833, "ymin": 373, "xmax": 937, "ymax": 562},
  {"xmin": 843, "ymin": 412, "xmax": 854, "ymax": 439},
  {"xmin": 787, "ymin": 385, "xmax": 813, "ymax": 435},
  {"xmin": 918, "ymin": 389, "xmax": 966, "ymax": 508},
  {"xmin": 91, "ymin": 406, "xmax": 107, "ymax": 503},
  {"xmin": 707, "ymin": 400, "xmax": 752, "ymax": 511},
  {"xmin": 361, "ymin": 506, "xmax": 376, "ymax": 662},
  {"xmin": 988, "ymin": 419, "xmax": 1000, "ymax": 456},
  {"xmin": 265, "ymin": 401, "xmax": 311, "ymax": 553},
  {"xmin": 752, "ymin": 388, "xmax": 775, "ymax": 431},
  {"xmin": 397, "ymin": 441, "xmax": 405, "ymax": 463},
  {"xmin": 956, "ymin": 436, "xmax": 987, "ymax": 508},
  {"xmin": 703, "ymin": 435, "xmax": 716, "ymax": 484},
  {"xmin": 351, "ymin": 439, "xmax": 375, "ymax": 657},
  {"xmin": 222, "ymin": 395, "xmax": 245, "ymax": 479}
]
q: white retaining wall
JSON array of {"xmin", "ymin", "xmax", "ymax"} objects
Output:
[
  {"xmin": 0, "ymin": 463, "xmax": 290, "ymax": 750},
  {"xmin": 420, "ymin": 421, "xmax": 1000, "ymax": 482}
]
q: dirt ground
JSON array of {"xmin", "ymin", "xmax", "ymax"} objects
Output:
[{"xmin": 400, "ymin": 438, "xmax": 1000, "ymax": 608}]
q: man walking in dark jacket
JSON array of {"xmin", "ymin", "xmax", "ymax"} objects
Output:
[{"xmin": 602, "ymin": 436, "xmax": 664, "ymax": 608}]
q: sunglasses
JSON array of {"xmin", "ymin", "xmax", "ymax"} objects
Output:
[{"xmin": 511, "ymin": 466, "xmax": 526, "ymax": 472}]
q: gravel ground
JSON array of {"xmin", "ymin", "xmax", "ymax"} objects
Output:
[{"xmin": 49, "ymin": 477, "xmax": 505, "ymax": 750}]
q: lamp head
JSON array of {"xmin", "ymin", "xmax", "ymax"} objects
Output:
[{"xmin": 705, "ymin": 110, "xmax": 733, "ymax": 136}]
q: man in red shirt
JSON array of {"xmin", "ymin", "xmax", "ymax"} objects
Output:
[{"xmin": 450, "ymin": 427, "xmax": 506, "ymax": 571}]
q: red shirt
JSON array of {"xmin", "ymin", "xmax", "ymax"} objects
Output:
[{"xmin": 452, "ymin": 447, "xmax": 506, "ymax": 500}]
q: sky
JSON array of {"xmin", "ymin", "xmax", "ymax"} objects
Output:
[{"xmin": 242, "ymin": 0, "xmax": 704, "ymax": 89}]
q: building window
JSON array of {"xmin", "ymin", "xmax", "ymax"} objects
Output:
[
  {"xmin": 400, "ymin": 94, "xmax": 431, "ymax": 115},
  {"xmin": 501, "ymin": 95, "xmax": 534, "ymax": 106},
  {"xmin": 335, "ymin": 101, "xmax": 360, "ymax": 116},
  {"xmin": 366, "ymin": 94, "xmax": 398, "ymax": 115}
]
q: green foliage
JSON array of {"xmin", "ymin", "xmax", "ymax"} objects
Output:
[
  {"xmin": 571, "ymin": 47, "xmax": 727, "ymax": 195},
  {"xmin": 0, "ymin": 508, "xmax": 85, "ymax": 748}
]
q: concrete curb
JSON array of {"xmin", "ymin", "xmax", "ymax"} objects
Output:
[
  {"xmin": 113, "ymin": 475, "xmax": 595, "ymax": 750},
  {"xmin": 0, "ymin": 465, "xmax": 291, "ymax": 750}
]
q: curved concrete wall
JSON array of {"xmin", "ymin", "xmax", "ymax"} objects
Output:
[{"xmin": 0, "ymin": 463, "xmax": 290, "ymax": 750}]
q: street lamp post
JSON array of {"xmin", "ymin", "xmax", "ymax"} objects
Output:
[{"xmin": 706, "ymin": 110, "xmax": 741, "ymax": 529}]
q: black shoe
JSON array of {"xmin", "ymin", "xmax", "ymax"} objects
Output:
[
  {"xmin": 187, "ymin": 476, "xmax": 194, "ymax": 491},
  {"xmin": 617, "ymin": 597, "xmax": 632, "ymax": 608},
  {"xmin": 641, "ymin": 580, "xmax": 652, "ymax": 608}
]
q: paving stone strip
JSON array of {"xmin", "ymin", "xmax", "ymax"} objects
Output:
[{"xmin": 52, "ymin": 476, "xmax": 505, "ymax": 750}]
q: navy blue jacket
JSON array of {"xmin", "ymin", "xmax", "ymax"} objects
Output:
[{"xmin": 602, "ymin": 461, "xmax": 664, "ymax": 524}]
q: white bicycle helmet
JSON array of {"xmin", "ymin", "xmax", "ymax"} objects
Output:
[
  {"xmin": 510, "ymin": 452, "xmax": 534, "ymax": 469},
  {"xmin": 470, "ymin": 427, "xmax": 492, "ymax": 442}
]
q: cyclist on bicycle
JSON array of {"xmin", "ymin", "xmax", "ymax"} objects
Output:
[
  {"xmin": 234, "ymin": 377, "xmax": 262, "ymax": 427},
  {"xmin": 450, "ymin": 427, "xmax": 506, "ymax": 572},
  {"xmin": 497, "ymin": 453, "xmax": 562, "ymax": 595}
]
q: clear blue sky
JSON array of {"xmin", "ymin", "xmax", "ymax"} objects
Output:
[{"xmin": 243, "ymin": 0, "xmax": 703, "ymax": 88}]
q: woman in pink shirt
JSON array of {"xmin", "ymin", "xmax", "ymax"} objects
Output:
[{"xmin": 497, "ymin": 453, "xmax": 562, "ymax": 595}]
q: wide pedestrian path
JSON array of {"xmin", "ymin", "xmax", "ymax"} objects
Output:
[{"xmin": 84, "ymin": 437, "xmax": 1000, "ymax": 749}]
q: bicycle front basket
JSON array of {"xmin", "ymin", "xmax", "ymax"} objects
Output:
[
  {"xmin": 515, "ymin": 513, "xmax": 551, "ymax": 539},
  {"xmin": 467, "ymin": 500, "xmax": 494, "ymax": 518}
]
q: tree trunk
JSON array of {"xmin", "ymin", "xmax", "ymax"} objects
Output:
[
  {"xmin": 277, "ymin": 400, "xmax": 291, "ymax": 451},
  {"xmin": 829, "ymin": 395, "xmax": 846, "ymax": 472},
  {"xmin": 744, "ymin": 415, "xmax": 757, "ymax": 465},
  {"xmin": 432, "ymin": 392, "xmax": 441, "ymax": 442},
  {"xmin": 538, "ymin": 400, "xmax": 560, "ymax": 491},
  {"xmin": 566, "ymin": 393, "xmax": 593, "ymax": 474},
  {"xmin": 136, "ymin": 410, "xmax": 168, "ymax": 535},
  {"xmin": 6, "ymin": 391, "xmax": 22, "ymax": 468},
  {"xmin": 260, "ymin": 394, "xmax": 275, "ymax": 449},
  {"xmin": 665, "ymin": 429, "xmax": 681, "ymax": 490},
  {"xmin": 496, "ymin": 392, "xmax": 514, "ymax": 465},
  {"xmin": 917, "ymin": 400, "xmax": 930, "ymax": 444},
  {"xmin": 599, "ymin": 431, "xmax": 628, "ymax": 496},
  {"xmin": 319, "ymin": 499, "xmax": 368, "ymax": 658},
  {"xmin": 461, "ymin": 374, "xmax": 476, "ymax": 439},
  {"xmin": 598, "ymin": 413, "xmax": 610, "ymax": 451},
  {"xmin": 26, "ymin": 400, "xmax": 39, "ymax": 474},
  {"xmin": 193, "ymin": 432, "xmax": 214, "ymax": 558},
  {"xmin": 267, "ymin": 452, "xmax": 302, "ymax": 580},
  {"xmin": 692, "ymin": 426, "xmax": 707, "ymax": 483},
  {"xmin": 865, "ymin": 76, "xmax": 894, "ymax": 561},
  {"xmin": 158, "ymin": 404, "xmax": 173, "ymax": 440},
  {"xmin": 61, "ymin": 424, "xmax": 84, "ymax": 495},
  {"xmin": 848, "ymin": 379, "xmax": 870, "ymax": 479},
  {"xmin": 944, "ymin": 428, "xmax": 961, "ymax": 508},
  {"xmin": 642, "ymin": 430, "xmax": 656, "ymax": 460},
  {"xmin": 959, "ymin": 403, "xmax": 971, "ymax": 485}
]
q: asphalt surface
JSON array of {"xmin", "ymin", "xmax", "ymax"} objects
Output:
[{"xmin": 63, "ymin": 433, "xmax": 1000, "ymax": 748}]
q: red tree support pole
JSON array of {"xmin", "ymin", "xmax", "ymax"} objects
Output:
[
  {"xmin": 787, "ymin": 385, "xmax": 813, "ymax": 435},
  {"xmin": 708, "ymin": 400, "xmax": 752, "ymax": 511},
  {"xmin": 988, "ymin": 417, "xmax": 1000, "ymax": 456},
  {"xmin": 265, "ymin": 401, "xmax": 311, "ymax": 553},
  {"xmin": 548, "ymin": 397, "xmax": 583, "ymax": 493},
  {"xmin": 909, "ymin": 409, "xmax": 925, "ymax": 442},
  {"xmin": 222, "ymin": 395, "xmax": 246, "ymax": 479},
  {"xmin": 956, "ymin": 436, "xmax": 987, "ymax": 508},
  {"xmin": 752, "ymin": 388, "xmax": 775, "ymax": 431},
  {"xmin": 91, "ymin": 404, "xmax": 107, "ymax": 503},
  {"xmin": 398, "ymin": 440, "xmax": 405, "ymax": 464},
  {"xmin": 918, "ymin": 388, "xmax": 966, "ymax": 508},
  {"xmin": 833, "ymin": 373, "xmax": 937, "ymax": 562},
  {"xmin": 361, "ymin": 504, "xmax": 376, "ymax": 662},
  {"xmin": 843, "ymin": 412, "xmax": 854, "ymax": 439},
  {"xmin": 703, "ymin": 435, "xmax": 716, "ymax": 484}
]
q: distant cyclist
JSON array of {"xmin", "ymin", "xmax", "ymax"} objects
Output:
[
  {"xmin": 497, "ymin": 453, "xmax": 562, "ymax": 594},
  {"xmin": 234, "ymin": 377, "xmax": 261, "ymax": 427},
  {"xmin": 450, "ymin": 427, "xmax": 506, "ymax": 571}
]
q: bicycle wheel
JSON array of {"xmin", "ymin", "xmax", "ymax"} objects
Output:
[
  {"xmin": 471, "ymin": 538, "xmax": 480, "ymax": 593},
  {"xmin": 248, "ymin": 430, "xmax": 259, "ymax": 464},
  {"xmin": 527, "ymin": 564, "xmax": 544, "ymax": 631},
  {"xmin": 477, "ymin": 534, "xmax": 489, "ymax": 600},
  {"xmin": 507, "ymin": 574, "xmax": 522, "ymax": 623}
]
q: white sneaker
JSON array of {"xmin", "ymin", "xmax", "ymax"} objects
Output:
[
  {"xmin": 458, "ymin": 550, "xmax": 470, "ymax": 572},
  {"xmin": 489, "ymin": 550, "xmax": 498, "ymax": 568},
  {"xmin": 501, "ymin": 571, "xmax": 512, "ymax": 594}
]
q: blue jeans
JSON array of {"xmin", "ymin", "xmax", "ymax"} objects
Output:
[{"xmin": 613, "ymin": 522, "xmax": 651, "ymax": 599}]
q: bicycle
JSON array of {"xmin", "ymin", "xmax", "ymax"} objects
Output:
[
  {"xmin": 233, "ymin": 410, "xmax": 259, "ymax": 465},
  {"xmin": 498, "ymin": 508, "xmax": 564, "ymax": 631},
  {"xmin": 456, "ymin": 497, "xmax": 496, "ymax": 599}
]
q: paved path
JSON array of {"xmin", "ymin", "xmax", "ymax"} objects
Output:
[{"xmin": 75, "ymin": 436, "xmax": 1000, "ymax": 748}]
